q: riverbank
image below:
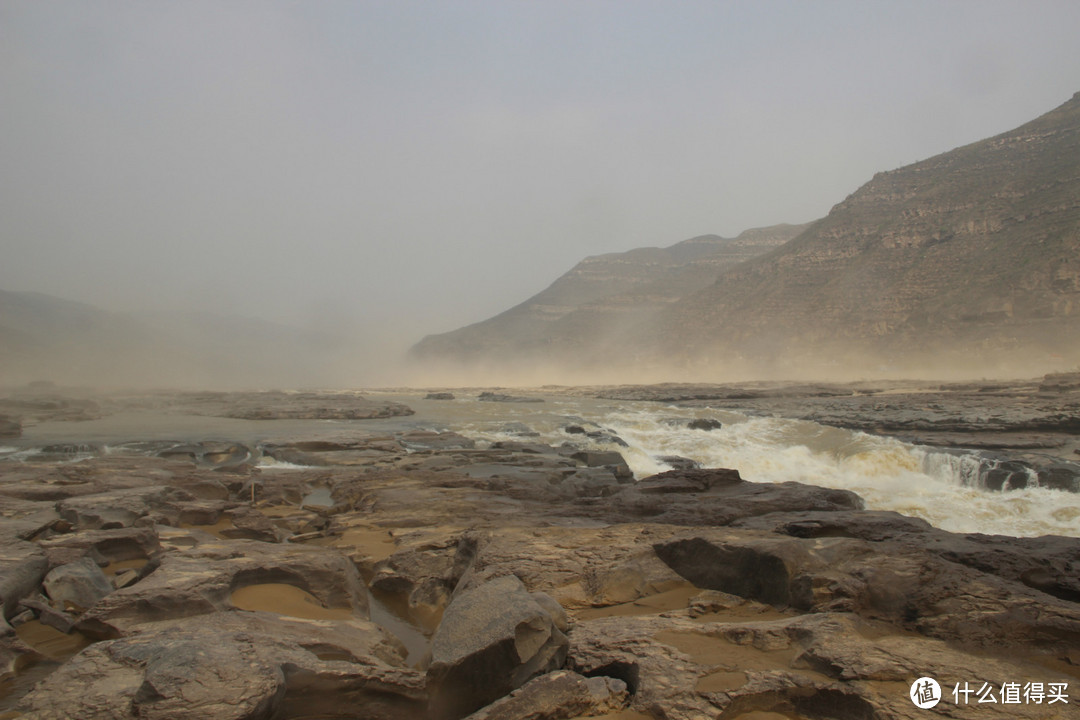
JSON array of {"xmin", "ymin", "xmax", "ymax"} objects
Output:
[{"xmin": 0, "ymin": 383, "xmax": 1078, "ymax": 718}]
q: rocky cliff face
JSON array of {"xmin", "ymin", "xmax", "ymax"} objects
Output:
[
  {"xmin": 654, "ymin": 92, "xmax": 1080, "ymax": 375},
  {"xmin": 414, "ymin": 92, "xmax": 1080, "ymax": 379},
  {"xmin": 411, "ymin": 224, "xmax": 808, "ymax": 367}
]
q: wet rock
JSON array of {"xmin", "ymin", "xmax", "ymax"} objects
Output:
[
  {"xmin": 656, "ymin": 455, "xmax": 702, "ymax": 471},
  {"xmin": 156, "ymin": 441, "xmax": 256, "ymax": 468},
  {"xmin": 605, "ymin": 469, "xmax": 863, "ymax": 526},
  {"xmin": 462, "ymin": 669, "xmax": 628, "ymax": 720},
  {"xmin": 478, "ymin": 392, "xmax": 544, "ymax": 403},
  {"xmin": 687, "ymin": 418, "xmax": 723, "ymax": 431},
  {"xmin": 1039, "ymin": 371, "xmax": 1080, "ymax": 392},
  {"xmin": 0, "ymin": 414, "xmax": 20, "ymax": 438},
  {"xmin": 43, "ymin": 555, "xmax": 114, "ymax": 613},
  {"xmin": 497, "ymin": 422, "xmax": 539, "ymax": 437},
  {"xmin": 398, "ymin": 430, "xmax": 477, "ymax": 451},
  {"xmin": 651, "ymin": 527, "xmax": 1080, "ymax": 653},
  {"xmin": 1037, "ymin": 462, "xmax": 1080, "ymax": 492},
  {"xmin": 427, "ymin": 574, "xmax": 569, "ymax": 720},
  {"xmin": 983, "ymin": 459, "xmax": 1037, "ymax": 490},
  {"xmin": 562, "ymin": 424, "xmax": 628, "ymax": 447},
  {"xmin": 570, "ymin": 451, "xmax": 632, "ymax": 480},
  {"xmin": 15, "ymin": 611, "xmax": 425, "ymax": 720},
  {"xmin": 634, "ymin": 468, "xmax": 741, "ymax": 494},
  {"xmin": 0, "ymin": 532, "xmax": 49, "ymax": 619}
]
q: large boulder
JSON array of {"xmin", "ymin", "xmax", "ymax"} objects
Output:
[
  {"xmin": 43, "ymin": 555, "xmax": 114, "ymax": 613},
  {"xmin": 427, "ymin": 575, "xmax": 569, "ymax": 720}
]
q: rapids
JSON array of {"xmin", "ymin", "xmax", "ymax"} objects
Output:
[{"xmin": 3, "ymin": 391, "xmax": 1078, "ymax": 538}]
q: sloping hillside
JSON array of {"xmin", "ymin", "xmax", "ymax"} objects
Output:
[
  {"xmin": 411, "ymin": 224, "xmax": 808, "ymax": 365},
  {"xmin": 652, "ymin": 91, "xmax": 1080, "ymax": 375},
  {"xmin": 413, "ymin": 92, "xmax": 1080, "ymax": 380}
]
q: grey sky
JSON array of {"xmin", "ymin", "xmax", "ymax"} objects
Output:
[{"xmin": 3, "ymin": 0, "xmax": 1080, "ymax": 351}]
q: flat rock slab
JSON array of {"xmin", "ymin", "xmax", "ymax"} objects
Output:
[{"xmin": 77, "ymin": 537, "xmax": 369, "ymax": 637}]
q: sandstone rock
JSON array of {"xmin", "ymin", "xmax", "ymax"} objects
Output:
[
  {"xmin": 43, "ymin": 555, "xmax": 114, "ymax": 613},
  {"xmin": 0, "ymin": 534, "xmax": 49, "ymax": 620},
  {"xmin": 427, "ymin": 574, "xmax": 569, "ymax": 720},
  {"xmin": 687, "ymin": 418, "xmax": 722, "ymax": 431},
  {"xmin": 655, "ymin": 455, "xmax": 702, "ymax": 471},
  {"xmin": 15, "ymin": 611, "xmax": 425, "ymax": 720},
  {"xmin": 461, "ymin": 669, "xmax": 628, "ymax": 720},
  {"xmin": 569, "ymin": 450, "xmax": 633, "ymax": 485},
  {"xmin": 76, "ymin": 538, "xmax": 369, "ymax": 637},
  {"xmin": 56, "ymin": 485, "xmax": 197, "ymax": 530},
  {"xmin": 602, "ymin": 469, "xmax": 864, "ymax": 526}
]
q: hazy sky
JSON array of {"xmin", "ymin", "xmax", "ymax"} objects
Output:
[{"xmin": 3, "ymin": 0, "xmax": 1080, "ymax": 350}]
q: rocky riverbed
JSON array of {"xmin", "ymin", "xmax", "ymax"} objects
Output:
[{"xmin": 0, "ymin": 384, "xmax": 1077, "ymax": 719}]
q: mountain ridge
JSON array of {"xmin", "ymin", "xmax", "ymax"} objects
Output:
[{"xmin": 413, "ymin": 92, "xmax": 1080, "ymax": 379}]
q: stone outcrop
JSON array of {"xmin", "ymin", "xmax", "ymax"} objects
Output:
[
  {"xmin": 426, "ymin": 575, "xmax": 569, "ymax": 720},
  {"xmin": 413, "ymin": 93, "xmax": 1080, "ymax": 377},
  {"xmin": 2, "ymin": 393, "xmax": 1079, "ymax": 719},
  {"xmin": 15, "ymin": 612, "xmax": 424, "ymax": 720}
]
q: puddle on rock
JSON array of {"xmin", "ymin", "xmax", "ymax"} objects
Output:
[
  {"xmin": 14, "ymin": 621, "xmax": 91, "ymax": 661},
  {"xmin": 574, "ymin": 583, "xmax": 701, "ymax": 621},
  {"xmin": 653, "ymin": 629, "xmax": 831, "ymax": 694},
  {"xmin": 230, "ymin": 583, "xmax": 354, "ymax": 621},
  {"xmin": 1, "ymin": 621, "xmax": 94, "ymax": 711},
  {"xmin": 568, "ymin": 710, "xmax": 654, "ymax": 720},
  {"xmin": 367, "ymin": 589, "xmax": 431, "ymax": 669},
  {"xmin": 179, "ymin": 516, "xmax": 235, "ymax": 539},
  {"xmin": 301, "ymin": 486, "xmax": 334, "ymax": 508}
]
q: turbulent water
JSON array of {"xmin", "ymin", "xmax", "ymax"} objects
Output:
[{"xmin": 4, "ymin": 391, "xmax": 1079, "ymax": 538}]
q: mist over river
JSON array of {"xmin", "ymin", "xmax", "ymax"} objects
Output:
[{"xmin": 4, "ymin": 390, "xmax": 1078, "ymax": 539}]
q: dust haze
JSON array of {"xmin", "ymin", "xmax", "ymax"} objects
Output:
[{"xmin": 3, "ymin": 2, "xmax": 1080, "ymax": 391}]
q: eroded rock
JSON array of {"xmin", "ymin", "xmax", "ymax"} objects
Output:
[{"xmin": 427, "ymin": 575, "xmax": 569, "ymax": 720}]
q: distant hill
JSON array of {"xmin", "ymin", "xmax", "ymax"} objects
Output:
[
  {"xmin": 0, "ymin": 289, "xmax": 349, "ymax": 389},
  {"xmin": 413, "ymin": 92, "xmax": 1080, "ymax": 380},
  {"xmin": 411, "ymin": 224, "xmax": 809, "ymax": 367}
]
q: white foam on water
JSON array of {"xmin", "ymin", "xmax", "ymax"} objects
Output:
[
  {"xmin": 256, "ymin": 457, "xmax": 314, "ymax": 470},
  {"xmin": 461, "ymin": 400, "xmax": 1080, "ymax": 538}
]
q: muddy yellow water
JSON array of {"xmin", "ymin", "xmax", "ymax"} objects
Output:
[
  {"xmin": 574, "ymin": 584, "xmax": 701, "ymax": 621},
  {"xmin": 14, "ymin": 621, "xmax": 91, "ymax": 661},
  {"xmin": 569, "ymin": 711, "xmax": 654, "ymax": 720},
  {"xmin": 180, "ymin": 516, "xmax": 234, "ymax": 539},
  {"xmin": 229, "ymin": 583, "xmax": 354, "ymax": 620},
  {"xmin": 311, "ymin": 525, "xmax": 397, "ymax": 563},
  {"xmin": 653, "ymin": 629, "xmax": 831, "ymax": 694}
]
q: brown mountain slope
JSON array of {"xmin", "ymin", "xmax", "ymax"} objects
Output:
[
  {"xmin": 411, "ymin": 224, "xmax": 809, "ymax": 365},
  {"xmin": 648, "ymin": 92, "xmax": 1080, "ymax": 376}
]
